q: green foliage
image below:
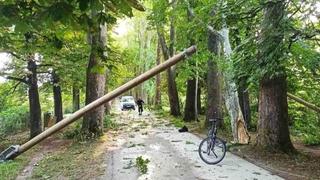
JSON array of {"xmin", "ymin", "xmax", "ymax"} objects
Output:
[
  {"xmin": 103, "ymin": 115, "xmax": 119, "ymax": 130},
  {"xmin": 63, "ymin": 122, "xmax": 83, "ymax": 140},
  {"xmin": 0, "ymin": 106, "xmax": 29, "ymax": 136},
  {"xmin": 135, "ymin": 156, "xmax": 150, "ymax": 174},
  {"xmin": 0, "ymin": 159, "xmax": 28, "ymax": 180},
  {"xmin": 170, "ymin": 116, "xmax": 185, "ymax": 128}
]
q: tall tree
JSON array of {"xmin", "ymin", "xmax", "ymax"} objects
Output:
[
  {"xmin": 256, "ymin": 0, "xmax": 294, "ymax": 152},
  {"xmin": 206, "ymin": 31, "xmax": 223, "ymax": 127},
  {"xmin": 52, "ymin": 70, "xmax": 63, "ymax": 122},
  {"xmin": 82, "ymin": 21, "xmax": 107, "ymax": 136},
  {"xmin": 72, "ymin": 86, "xmax": 80, "ymax": 112},
  {"xmin": 155, "ymin": 38, "xmax": 162, "ymax": 108},
  {"xmin": 183, "ymin": 0, "xmax": 197, "ymax": 121}
]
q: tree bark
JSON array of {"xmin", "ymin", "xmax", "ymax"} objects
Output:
[
  {"xmin": 27, "ymin": 59, "xmax": 42, "ymax": 139},
  {"xmin": 82, "ymin": 21, "xmax": 107, "ymax": 137},
  {"xmin": 72, "ymin": 86, "xmax": 80, "ymax": 112},
  {"xmin": 256, "ymin": 0, "xmax": 294, "ymax": 152},
  {"xmin": 184, "ymin": 1, "xmax": 197, "ymax": 121},
  {"xmin": 105, "ymin": 70, "xmax": 111, "ymax": 115},
  {"xmin": 238, "ymin": 78, "xmax": 251, "ymax": 128},
  {"xmin": 52, "ymin": 71, "xmax": 63, "ymax": 123},
  {"xmin": 184, "ymin": 78, "xmax": 196, "ymax": 121},
  {"xmin": 258, "ymin": 76, "xmax": 294, "ymax": 152},
  {"xmin": 157, "ymin": 29, "xmax": 181, "ymax": 116},
  {"xmin": 197, "ymin": 85, "xmax": 202, "ymax": 114},
  {"xmin": 220, "ymin": 25, "xmax": 250, "ymax": 144},
  {"xmin": 206, "ymin": 32, "xmax": 223, "ymax": 127},
  {"xmin": 155, "ymin": 38, "xmax": 162, "ymax": 108}
]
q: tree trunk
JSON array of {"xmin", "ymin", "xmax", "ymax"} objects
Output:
[
  {"xmin": 82, "ymin": 21, "xmax": 107, "ymax": 137},
  {"xmin": 238, "ymin": 78, "xmax": 251, "ymax": 128},
  {"xmin": 256, "ymin": 0, "xmax": 294, "ymax": 152},
  {"xmin": 197, "ymin": 85, "xmax": 202, "ymax": 114},
  {"xmin": 27, "ymin": 59, "xmax": 42, "ymax": 139},
  {"xmin": 155, "ymin": 38, "xmax": 162, "ymax": 108},
  {"xmin": 220, "ymin": 25, "xmax": 250, "ymax": 144},
  {"xmin": 105, "ymin": 70, "xmax": 111, "ymax": 115},
  {"xmin": 184, "ymin": 78, "xmax": 196, "ymax": 121},
  {"xmin": 234, "ymin": 29, "xmax": 251, "ymax": 128},
  {"xmin": 52, "ymin": 71, "xmax": 63, "ymax": 123},
  {"xmin": 257, "ymin": 76, "xmax": 294, "ymax": 152},
  {"xmin": 206, "ymin": 32, "xmax": 223, "ymax": 127},
  {"xmin": 157, "ymin": 29, "xmax": 181, "ymax": 116},
  {"xmin": 184, "ymin": 2, "xmax": 197, "ymax": 122},
  {"xmin": 72, "ymin": 86, "xmax": 80, "ymax": 112}
]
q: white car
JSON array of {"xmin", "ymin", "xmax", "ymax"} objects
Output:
[{"xmin": 120, "ymin": 96, "xmax": 136, "ymax": 111}]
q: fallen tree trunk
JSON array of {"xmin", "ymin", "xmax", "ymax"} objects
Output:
[{"xmin": 287, "ymin": 93, "xmax": 320, "ymax": 113}]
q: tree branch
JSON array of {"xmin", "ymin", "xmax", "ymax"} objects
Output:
[
  {"xmin": 6, "ymin": 76, "xmax": 28, "ymax": 84},
  {"xmin": 183, "ymin": 0, "xmax": 224, "ymax": 41}
]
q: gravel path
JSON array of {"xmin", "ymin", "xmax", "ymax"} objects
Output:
[{"xmin": 99, "ymin": 109, "xmax": 282, "ymax": 180}]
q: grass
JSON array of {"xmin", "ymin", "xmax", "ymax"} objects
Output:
[
  {"xmin": 31, "ymin": 137, "xmax": 107, "ymax": 179},
  {"xmin": 135, "ymin": 156, "xmax": 150, "ymax": 174},
  {"xmin": 0, "ymin": 131, "xmax": 36, "ymax": 180},
  {"xmin": 0, "ymin": 157, "xmax": 30, "ymax": 180}
]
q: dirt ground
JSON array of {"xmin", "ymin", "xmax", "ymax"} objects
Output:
[{"xmin": 229, "ymin": 134, "xmax": 320, "ymax": 180}]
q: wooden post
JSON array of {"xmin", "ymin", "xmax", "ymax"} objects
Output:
[{"xmin": 16, "ymin": 46, "xmax": 196, "ymax": 156}]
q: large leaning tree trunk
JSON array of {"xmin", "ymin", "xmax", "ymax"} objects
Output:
[
  {"xmin": 206, "ymin": 31, "xmax": 223, "ymax": 127},
  {"xmin": 220, "ymin": 25, "xmax": 250, "ymax": 144},
  {"xmin": 72, "ymin": 85, "xmax": 80, "ymax": 112},
  {"xmin": 155, "ymin": 38, "xmax": 162, "ymax": 108},
  {"xmin": 256, "ymin": 0, "xmax": 294, "ymax": 152},
  {"xmin": 82, "ymin": 18, "xmax": 107, "ymax": 137},
  {"xmin": 27, "ymin": 58, "xmax": 42, "ymax": 139},
  {"xmin": 52, "ymin": 71, "xmax": 63, "ymax": 123}
]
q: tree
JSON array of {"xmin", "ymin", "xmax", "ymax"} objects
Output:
[
  {"xmin": 52, "ymin": 70, "xmax": 63, "ymax": 122},
  {"xmin": 256, "ymin": 0, "xmax": 294, "ymax": 152},
  {"xmin": 155, "ymin": 38, "xmax": 162, "ymax": 108},
  {"xmin": 183, "ymin": 0, "xmax": 197, "ymax": 122},
  {"xmin": 206, "ymin": 30, "xmax": 223, "ymax": 127}
]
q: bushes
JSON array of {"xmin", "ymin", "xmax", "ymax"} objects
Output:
[
  {"xmin": 289, "ymin": 103, "xmax": 320, "ymax": 145},
  {"xmin": 0, "ymin": 106, "xmax": 29, "ymax": 136}
]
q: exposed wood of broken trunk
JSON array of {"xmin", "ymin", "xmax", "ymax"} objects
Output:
[{"xmin": 220, "ymin": 27, "xmax": 249, "ymax": 144}]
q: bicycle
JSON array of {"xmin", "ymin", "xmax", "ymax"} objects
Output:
[{"xmin": 198, "ymin": 118, "xmax": 227, "ymax": 165}]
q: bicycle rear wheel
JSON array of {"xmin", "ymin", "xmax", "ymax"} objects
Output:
[{"xmin": 198, "ymin": 137, "xmax": 226, "ymax": 165}]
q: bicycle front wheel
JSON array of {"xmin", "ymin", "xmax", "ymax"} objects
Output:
[{"xmin": 198, "ymin": 137, "xmax": 226, "ymax": 165}]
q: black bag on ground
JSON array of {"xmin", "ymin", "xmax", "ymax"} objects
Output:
[{"xmin": 178, "ymin": 125, "xmax": 188, "ymax": 133}]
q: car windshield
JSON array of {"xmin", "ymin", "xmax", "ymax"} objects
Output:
[{"xmin": 121, "ymin": 97, "xmax": 134, "ymax": 102}]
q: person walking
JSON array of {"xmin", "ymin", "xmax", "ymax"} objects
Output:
[{"xmin": 136, "ymin": 98, "xmax": 145, "ymax": 115}]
